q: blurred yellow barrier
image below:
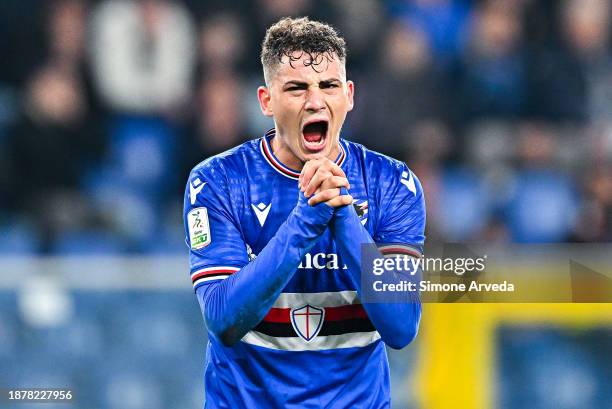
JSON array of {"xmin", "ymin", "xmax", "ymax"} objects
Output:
[{"xmin": 414, "ymin": 303, "xmax": 612, "ymax": 409}]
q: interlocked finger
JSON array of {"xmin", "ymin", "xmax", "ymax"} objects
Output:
[
  {"xmin": 308, "ymin": 188, "xmax": 349, "ymax": 207},
  {"xmin": 324, "ymin": 194, "xmax": 353, "ymax": 208},
  {"xmin": 300, "ymin": 158, "xmax": 346, "ymax": 195}
]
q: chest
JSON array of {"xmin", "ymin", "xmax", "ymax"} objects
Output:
[{"xmin": 235, "ymin": 170, "xmax": 376, "ymax": 258}]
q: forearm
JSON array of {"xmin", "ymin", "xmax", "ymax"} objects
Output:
[
  {"xmin": 197, "ymin": 194, "xmax": 333, "ymax": 346},
  {"xmin": 331, "ymin": 204, "xmax": 422, "ymax": 349}
]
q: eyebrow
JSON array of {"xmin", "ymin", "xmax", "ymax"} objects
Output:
[
  {"xmin": 283, "ymin": 78, "xmax": 342, "ymax": 87},
  {"xmin": 283, "ymin": 80, "xmax": 308, "ymax": 88},
  {"xmin": 319, "ymin": 79, "xmax": 342, "ymax": 86}
]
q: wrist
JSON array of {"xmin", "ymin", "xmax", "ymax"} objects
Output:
[
  {"xmin": 332, "ymin": 187, "xmax": 353, "ymax": 219},
  {"xmin": 296, "ymin": 191, "xmax": 334, "ymax": 227}
]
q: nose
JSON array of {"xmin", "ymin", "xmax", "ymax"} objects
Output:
[{"xmin": 304, "ymin": 87, "xmax": 325, "ymax": 112}]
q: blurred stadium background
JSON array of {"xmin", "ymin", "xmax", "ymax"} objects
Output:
[{"xmin": 0, "ymin": 0, "xmax": 611, "ymax": 408}]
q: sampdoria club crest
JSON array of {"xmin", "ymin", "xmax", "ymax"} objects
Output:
[
  {"xmin": 352, "ymin": 199, "xmax": 369, "ymax": 225},
  {"xmin": 290, "ymin": 304, "xmax": 325, "ymax": 342}
]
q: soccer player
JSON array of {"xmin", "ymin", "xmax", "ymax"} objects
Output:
[{"xmin": 183, "ymin": 17, "xmax": 425, "ymax": 408}]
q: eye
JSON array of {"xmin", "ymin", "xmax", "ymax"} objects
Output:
[
  {"xmin": 284, "ymin": 84, "xmax": 307, "ymax": 92},
  {"xmin": 320, "ymin": 82, "xmax": 340, "ymax": 90}
]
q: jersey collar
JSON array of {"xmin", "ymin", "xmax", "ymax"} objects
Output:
[{"xmin": 259, "ymin": 128, "xmax": 347, "ymax": 180}]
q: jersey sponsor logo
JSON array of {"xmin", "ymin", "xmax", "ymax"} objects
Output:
[
  {"xmin": 298, "ymin": 252, "xmax": 348, "ymax": 270},
  {"xmin": 188, "ymin": 207, "xmax": 211, "ymax": 249},
  {"xmin": 352, "ymin": 199, "xmax": 369, "ymax": 225},
  {"xmin": 251, "ymin": 202, "xmax": 272, "ymax": 226},
  {"xmin": 400, "ymin": 170, "xmax": 417, "ymax": 195},
  {"xmin": 190, "ymin": 178, "xmax": 207, "ymax": 205},
  {"xmin": 290, "ymin": 304, "xmax": 325, "ymax": 342}
]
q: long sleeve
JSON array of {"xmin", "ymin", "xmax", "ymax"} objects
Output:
[
  {"xmin": 194, "ymin": 192, "xmax": 333, "ymax": 346},
  {"xmin": 331, "ymin": 203, "xmax": 422, "ymax": 349},
  {"xmin": 331, "ymin": 164, "xmax": 426, "ymax": 349}
]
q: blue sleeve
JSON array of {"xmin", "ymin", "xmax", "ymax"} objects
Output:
[
  {"xmin": 184, "ymin": 163, "xmax": 334, "ymax": 345},
  {"xmin": 184, "ymin": 166, "xmax": 249, "ymax": 290},
  {"xmin": 331, "ymin": 164, "xmax": 425, "ymax": 349},
  {"xmin": 373, "ymin": 165, "xmax": 426, "ymax": 246}
]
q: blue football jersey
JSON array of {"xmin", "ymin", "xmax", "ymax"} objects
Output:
[{"xmin": 183, "ymin": 129, "xmax": 426, "ymax": 409}]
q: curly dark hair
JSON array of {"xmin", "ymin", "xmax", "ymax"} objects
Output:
[{"xmin": 261, "ymin": 17, "xmax": 347, "ymax": 83}]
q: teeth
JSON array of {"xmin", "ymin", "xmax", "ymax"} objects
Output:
[{"xmin": 304, "ymin": 137, "xmax": 325, "ymax": 147}]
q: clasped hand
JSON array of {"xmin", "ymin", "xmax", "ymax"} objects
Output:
[{"xmin": 298, "ymin": 158, "xmax": 353, "ymax": 208}]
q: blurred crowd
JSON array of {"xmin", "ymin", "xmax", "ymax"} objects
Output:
[{"xmin": 0, "ymin": 0, "xmax": 611, "ymax": 254}]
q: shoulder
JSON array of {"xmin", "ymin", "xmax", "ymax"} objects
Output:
[
  {"xmin": 343, "ymin": 139, "xmax": 418, "ymax": 185},
  {"xmin": 189, "ymin": 138, "xmax": 260, "ymax": 183},
  {"xmin": 185, "ymin": 139, "xmax": 260, "ymax": 210}
]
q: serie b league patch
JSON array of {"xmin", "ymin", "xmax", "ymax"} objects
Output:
[{"xmin": 188, "ymin": 207, "xmax": 211, "ymax": 249}]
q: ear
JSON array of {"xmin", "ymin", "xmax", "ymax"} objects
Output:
[
  {"xmin": 346, "ymin": 80, "xmax": 355, "ymax": 112},
  {"xmin": 257, "ymin": 86, "xmax": 273, "ymax": 117}
]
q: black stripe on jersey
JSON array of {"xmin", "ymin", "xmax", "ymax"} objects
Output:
[
  {"xmin": 253, "ymin": 322, "xmax": 295, "ymax": 337},
  {"xmin": 320, "ymin": 319, "xmax": 376, "ymax": 336},
  {"xmin": 253, "ymin": 319, "xmax": 376, "ymax": 338}
]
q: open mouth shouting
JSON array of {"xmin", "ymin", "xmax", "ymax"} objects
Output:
[{"xmin": 301, "ymin": 119, "xmax": 329, "ymax": 153}]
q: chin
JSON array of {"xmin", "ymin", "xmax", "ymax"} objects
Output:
[{"xmin": 300, "ymin": 146, "xmax": 332, "ymax": 161}]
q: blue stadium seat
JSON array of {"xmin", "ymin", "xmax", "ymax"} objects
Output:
[
  {"xmin": 52, "ymin": 230, "xmax": 126, "ymax": 254},
  {"xmin": 82, "ymin": 177, "xmax": 158, "ymax": 250},
  {"xmin": 107, "ymin": 116, "xmax": 177, "ymax": 199},
  {"xmin": 0, "ymin": 308, "xmax": 18, "ymax": 366},
  {"xmin": 0, "ymin": 222, "xmax": 40, "ymax": 254},
  {"xmin": 5, "ymin": 289, "xmax": 207, "ymax": 409},
  {"xmin": 498, "ymin": 326, "xmax": 611, "ymax": 409},
  {"xmin": 436, "ymin": 167, "xmax": 489, "ymax": 240},
  {"xmin": 507, "ymin": 170, "xmax": 578, "ymax": 242},
  {"xmin": 144, "ymin": 220, "xmax": 187, "ymax": 254}
]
